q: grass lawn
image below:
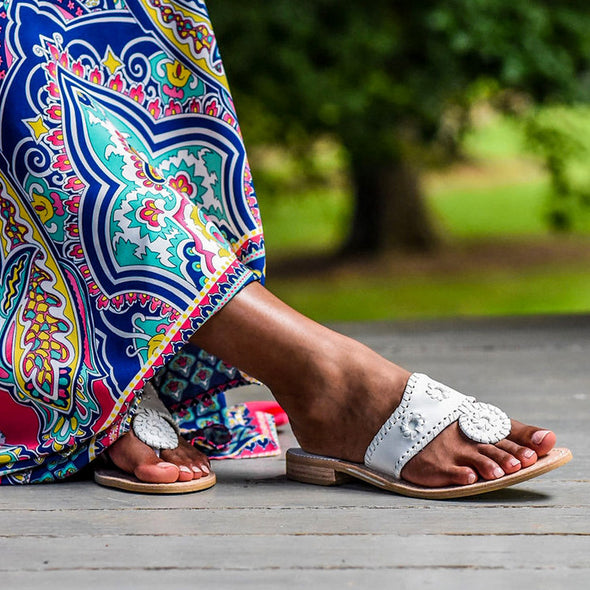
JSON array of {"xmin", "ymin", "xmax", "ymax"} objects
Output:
[
  {"xmin": 257, "ymin": 113, "xmax": 590, "ymax": 322},
  {"xmin": 267, "ymin": 258, "xmax": 590, "ymax": 322}
]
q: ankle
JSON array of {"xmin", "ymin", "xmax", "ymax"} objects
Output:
[{"xmin": 281, "ymin": 348, "xmax": 411, "ymax": 463}]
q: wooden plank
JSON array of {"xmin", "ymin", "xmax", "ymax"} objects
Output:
[
  {"xmin": 1, "ymin": 567, "xmax": 588, "ymax": 590},
  {"xmin": 0, "ymin": 476, "xmax": 587, "ymax": 514},
  {"xmin": 1, "ymin": 534, "xmax": 588, "ymax": 571},
  {"xmin": 0, "ymin": 467, "xmax": 586, "ymax": 513},
  {"xmin": 2, "ymin": 506, "xmax": 590, "ymax": 538}
]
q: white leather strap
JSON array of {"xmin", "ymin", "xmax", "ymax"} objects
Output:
[
  {"xmin": 364, "ymin": 373, "xmax": 511, "ymax": 479},
  {"xmin": 141, "ymin": 382, "xmax": 177, "ymax": 418}
]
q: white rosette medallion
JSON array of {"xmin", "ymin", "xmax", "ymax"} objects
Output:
[
  {"xmin": 133, "ymin": 408, "xmax": 179, "ymax": 450},
  {"xmin": 458, "ymin": 400, "xmax": 511, "ymax": 444}
]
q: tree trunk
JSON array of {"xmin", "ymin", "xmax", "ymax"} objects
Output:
[{"xmin": 342, "ymin": 157, "xmax": 437, "ymax": 254}]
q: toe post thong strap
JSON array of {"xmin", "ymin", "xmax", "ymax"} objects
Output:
[
  {"xmin": 132, "ymin": 382, "xmax": 180, "ymax": 451},
  {"xmin": 364, "ymin": 373, "xmax": 511, "ymax": 479}
]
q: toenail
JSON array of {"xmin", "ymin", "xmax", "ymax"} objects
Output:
[
  {"xmin": 191, "ymin": 466, "xmax": 202, "ymax": 473},
  {"xmin": 509, "ymin": 458, "xmax": 521, "ymax": 468},
  {"xmin": 523, "ymin": 449, "xmax": 535, "ymax": 459},
  {"xmin": 531, "ymin": 430, "xmax": 550, "ymax": 446},
  {"xmin": 493, "ymin": 467, "xmax": 505, "ymax": 478},
  {"xmin": 467, "ymin": 473, "xmax": 477, "ymax": 484},
  {"xmin": 179, "ymin": 466, "xmax": 192, "ymax": 473},
  {"xmin": 201, "ymin": 464, "xmax": 210, "ymax": 474}
]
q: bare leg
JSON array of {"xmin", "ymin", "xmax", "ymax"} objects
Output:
[{"xmin": 191, "ymin": 282, "xmax": 556, "ymax": 487}]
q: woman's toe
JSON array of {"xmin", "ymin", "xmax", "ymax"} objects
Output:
[
  {"xmin": 161, "ymin": 441, "xmax": 212, "ymax": 480},
  {"xmin": 496, "ymin": 439, "xmax": 537, "ymax": 468},
  {"xmin": 509, "ymin": 420, "xmax": 556, "ymax": 457},
  {"xmin": 479, "ymin": 444, "xmax": 521, "ymax": 474},
  {"xmin": 135, "ymin": 460, "xmax": 180, "ymax": 484},
  {"xmin": 177, "ymin": 465, "xmax": 194, "ymax": 482},
  {"xmin": 469, "ymin": 452, "xmax": 505, "ymax": 481},
  {"xmin": 402, "ymin": 457, "xmax": 478, "ymax": 487},
  {"xmin": 190, "ymin": 462, "xmax": 211, "ymax": 478},
  {"xmin": 449, "ymin": 466, "xmax": 479, "ymax": 486}
]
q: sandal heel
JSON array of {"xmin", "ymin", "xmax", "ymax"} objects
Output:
[{"xmin": 286, "ymin": 454, "xmax": 352, "ymax": 487}]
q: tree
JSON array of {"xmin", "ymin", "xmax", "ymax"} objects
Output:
[{"xmin": 209, "ymin": 0, "xmax": 590, "ymax": 253}]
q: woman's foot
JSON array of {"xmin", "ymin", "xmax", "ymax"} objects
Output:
[
  {"xmin": 107, "ymin": 428, "xmax": 211, "ymax": 484},
  {"xmin": 401, "ymin": 419, "xmax": 555, "ymax": 486},
  {"xmin": 191, "ymin": 282, "xmax": 557, "ymax": 489},
  {"xmin": 275, "ymin": 340, "xmax": 556, "ymax": 487}
]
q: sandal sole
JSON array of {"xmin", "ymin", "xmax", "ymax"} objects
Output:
[
  {"xmin": 285, "ymin": 447, "xmax": 572, "ymax": 499},
  {"xmin": 94, "ymin": 469, "xmax": 216, "ymax": 494}
]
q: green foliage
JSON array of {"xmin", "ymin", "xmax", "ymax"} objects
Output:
[
  {"xmin": 261, "ymin": 186, "xmax": 351, "ymax": 257},
  {"xmin": 430, "ymin": 181, "xmax": 549, "ymax": 239},
  {"xmin": 210, "ymin": 0, "xmax": 590, "ymax": 155},
  {"xmin": 524, "ymin": 106, "xmax": 590, "ymax": 231}
]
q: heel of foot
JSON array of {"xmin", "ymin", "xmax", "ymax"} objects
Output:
[{"xmin": 286, "ymin": 452, "xmax": 352, "ymax": 487}]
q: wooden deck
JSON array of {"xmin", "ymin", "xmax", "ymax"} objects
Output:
[{"xmin": 1, "ymin": 315, "xmax": 588, "ymax": 589}]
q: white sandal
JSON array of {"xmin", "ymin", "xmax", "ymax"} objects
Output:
[
  {"xmin": 94, "ymin": 383, "xmax": 216, "ymax": 494},
  {"xmin": 286, "ymin": 373, "xmax": 572, "ymax": 499}
]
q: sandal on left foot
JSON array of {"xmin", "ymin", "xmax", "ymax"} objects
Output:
[
  {"xmin": 94, "ymin": 467, "xmax": 216, "ymax": 494},
  {"xmin": 94, "ymin": 385, "xmax": 216, "ymax": 494}
]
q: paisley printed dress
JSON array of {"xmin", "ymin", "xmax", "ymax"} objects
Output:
[{"xmin": 0, "ymin": 0, "xmax": 270, "ymax": 484}]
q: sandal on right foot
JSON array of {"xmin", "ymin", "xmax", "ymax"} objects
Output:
[{"xmin": 286, "ymin": 373, "xmax": 572, "ymax": 499}]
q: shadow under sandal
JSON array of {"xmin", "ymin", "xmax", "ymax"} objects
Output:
[
  {"xmin": 286, "ymin": 373, "xmax": 572, "ymax": 499},
  {"xmin": 94, "ymin": 384, "xmax": 216, "ymax": 494}
]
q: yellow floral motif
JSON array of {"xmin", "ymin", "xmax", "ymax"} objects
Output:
[
  {"xmin": 147, "ymin": 332, "xmax": 166, "ymax": 360},
  {"xmin": 0, "ymin": 450, "xmax": 20, "ymax": 465},
  {"xmin": 31, "ymin": 193, "xmax": 54, "ymax": 224},
  {"xmin": 165, "ymin": 60, "xmax": 191, "ymax": 87},
  {"xmin": 47, "ymin": 415, "xmax": 84, "ymax": 447}
]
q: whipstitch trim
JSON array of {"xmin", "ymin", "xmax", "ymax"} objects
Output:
[{"xmin": 364, "ymin": 374, "xmax": 464, "ymax": 479}]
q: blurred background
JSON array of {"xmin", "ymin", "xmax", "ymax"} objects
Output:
[{"xmin": 209, "ymin": 0, "xmax": 590, "ymax": 322}]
